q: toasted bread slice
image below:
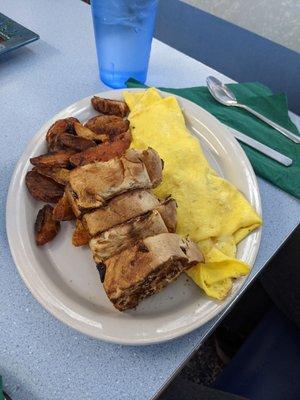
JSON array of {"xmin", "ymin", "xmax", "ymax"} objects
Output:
[
  {"xmin": 142, "ymin": 147, "xmax": 164, "ymax": 187},
  {"xmin": 84, "ymin": 193, "xmax": 176, "ymax": 237},
  {"xmin": 82, "ymin": 190, "xmax": 159, "ymax": 236},
  {"xmin": 67, "ymin": 148, "xmax": 163, "ymax": 216},
  {"xmin": 103, "ymin": 233, "xmax": 203, "ymax": 311},
  {"xmin": 156, "ymin": 197, "xmax": 177, "ymax": 232},
  {"xmin": 89, "ymin": 210, "xmax": 168, "ymax": 262}
]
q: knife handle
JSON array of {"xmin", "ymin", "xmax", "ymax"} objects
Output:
[{"xmin": 227, "ymin": 126, "xmax": 293, "ymax": 167}]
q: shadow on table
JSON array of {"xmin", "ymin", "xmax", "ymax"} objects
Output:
[
  {"xmin": 0, "ymin": 40, "xmax": 59, "ymax": 78},
  {"xmin": 0, "ymin": 366, "xmax": 39, "ymax": 400},
  {"xmin": 159, "ymin": 376, "xmax": 248, "ymax": 400}
]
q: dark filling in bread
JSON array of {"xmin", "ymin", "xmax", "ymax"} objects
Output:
[{"xmin": 110, "ymin": 259, "xmax": 186, "ymax": 311}]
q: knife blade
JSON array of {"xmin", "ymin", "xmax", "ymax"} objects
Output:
[{"xmin": 224, "ymin": 125, "xmax": 293, "ymax": 167}]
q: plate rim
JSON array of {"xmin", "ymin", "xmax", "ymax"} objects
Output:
[{"xmin": 6, "ymin": 88, "xmax": 262, "ymax": 345}]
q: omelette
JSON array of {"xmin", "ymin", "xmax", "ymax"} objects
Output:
[{"xmin": 123, "ymin": 88, "xmax": 262, "ymax": 300}]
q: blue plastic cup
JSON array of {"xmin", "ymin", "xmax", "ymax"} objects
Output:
[{"xmin": 91, "ymin": 0, "xmax": 158, "ymax": 88}]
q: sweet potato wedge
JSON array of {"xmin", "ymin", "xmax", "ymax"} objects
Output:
[
  {"xmin": 35, "ymin": 204, "xmax": 60, "ymax": 246},
  {"xmin": 72, "ymin": 219, "xmax": 90, "ymax": 247},
  {"xmin": 53, "ymin": 191, "xmax": 75, "ymax": 220},
  {"xmin": 91, "ymin": 96, "xmax": 129, "ymax": 117},
  {"xmin": 85, "ymin": 115, "xmax": 129, "ymax": 138},
  {"xmin": 69, "ymin": 130, "xmax": 132, "ymax": 167},
  {"xmin": 46, "ymin": 117, "xmax": 79, "ymax": 143},
  {"xmin": 25, "ymin": 170, "xmax": 64, "ymax": 203},
  {"xmin": 33, "ymin": 166, "xmax": 70, "ymax": 186},
  {"xmin": 30, "ymin": 150, "xmax": 76, "ymax": 168}
]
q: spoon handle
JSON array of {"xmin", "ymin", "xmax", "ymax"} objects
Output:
[{"xmin": 238, "ymin": 104, "xmax": 300, "ymax": 144}]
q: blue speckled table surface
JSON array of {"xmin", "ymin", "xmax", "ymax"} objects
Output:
[{"xmin": 0, "ymin": 1, "xmax": 299, "ymax": 399}]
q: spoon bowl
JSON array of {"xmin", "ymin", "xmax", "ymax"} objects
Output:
[{"xmin": 207, "ymin": 76, "xmax": 238, "ymax": 106}]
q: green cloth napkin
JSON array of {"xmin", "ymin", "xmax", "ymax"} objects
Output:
[{"xmin": 126, "ymin": 78, "xmax": 300, "ymax": 199}]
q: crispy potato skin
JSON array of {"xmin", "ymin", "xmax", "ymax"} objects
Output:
[
  {"xmin": 91, "ymin": 96, "xmax": 129, "ymax": 117},
  {"xmin": 35, "ymin": 204, "xmax": 60, "ymax": 245},
  {"xmin": 48, "ymin": 140, "xmax": 65, "ymax": 153},
  {"xmin": 84, "ymin": 115, "xmax": 129, "ymax": 139},
  {"xmin": 53, "ymin": 191, "xmax": 75, "ymax": 221},
  {"xmin": 30, "ymin": 150, "xmax": 75, "ymax": 168},
  {"xmin": 46, "ymin": 117, "xmax": 79, "ymax": 144},
  {"xmin": 25, "ymin": 170, "xmax": 64, "ymax": 203},
  {"xmin": 33, "ymin": 166, "xmax": 70, "ymax": 186},
  {"xmin": 69, "ymin": 130, "xmax": 131, "ymax": 167},
  {"xmin": 74, "ymin": 122, "xmax": 107, "ymax": 142},
  {"xmin": 72, "ymin": 219, "xmax": 90, "ymax": 246},
  {"xmin": 55, "ymin": 132, "xmax": 96, "ymax": 152}
]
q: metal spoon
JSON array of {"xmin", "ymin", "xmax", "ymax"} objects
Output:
[{"xmin": 207, "ymin": 76, "xmax": 300, "ymax": 144}]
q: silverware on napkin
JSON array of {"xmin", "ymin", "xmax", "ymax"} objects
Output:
[
  {"xmin": 207, "ymin": 76, "xmax": 300, "ymax": 144},
  {"xmin": 225, "ymin": 125, "xmax": 293, "ymax": 166}
]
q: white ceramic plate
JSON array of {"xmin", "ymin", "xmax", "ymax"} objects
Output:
[{"xmin": 6, "ymin": 89, "xmax": 261, "ymax": 345}]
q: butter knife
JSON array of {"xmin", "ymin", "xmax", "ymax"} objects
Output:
[{"xmin": 224, "ymin": 125, "xmax": 293, "ymax": 167}]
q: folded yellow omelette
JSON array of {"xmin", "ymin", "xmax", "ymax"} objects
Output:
[{"xmin": 123, "ymin": 88, "xmax": 262, "ymax": 300}]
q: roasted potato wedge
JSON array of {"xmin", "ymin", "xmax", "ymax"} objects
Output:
[
  {"xmin": 91, "ymin": 96, "xmax": 129, "ymax": 117},
  {"xmin": 72, "ymin": 219, "xmax": 90, "ymax": 247},
  {"xmin": 69, "ymin": 130, "xmax": 132, "ymax": 167},
  {"xmin": 25, "ymin": 170, "xmax": 64, "ymax": 203},
  {"xmin": 33, "ymin": 166, "xmax": 70, "ymax": 186},
  {"xmin": 48, "ymin": 140, "xmax": 65, "ymax": 153},
  {"xmin": 53, "ymin": 191, "xmax": 75, "ymax": 221},
  {"xmin": 85, "ymin": 115, "xmax": 129, "ymax": 138},
  {"xmin": 74, "ymin": 121, "xmax": 108, "ymax": 142},
  {"xmin": 55, "ymin": 132, "xmax": 96, "ymax": 152},
  {"xmin": 35, "ymin": 204, "xmax": 60, "ymax": 246},
  {"xmin": 30, "ymin": 150, "xmax": 75, "ymax": 168},
  {"xmin": 46, "ymin": 117, "xmax": 79, "ymax": 143}
]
